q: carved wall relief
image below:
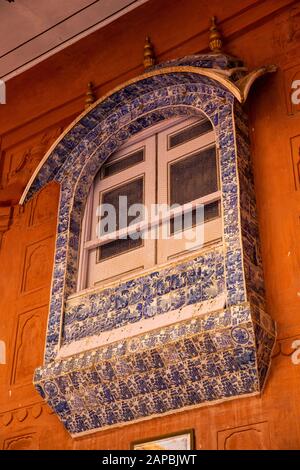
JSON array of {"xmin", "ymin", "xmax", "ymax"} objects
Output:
[
  {"xmin": 0, "ymin": 206, "xmax": 12, "ymax": 249},
  {"xmin": 0, "ymin": 126, "xmax": 64, "ymax": 191},
  {"xmin": 217, "ymin": 422, "xmax": 270, "ymax": 450},
  {"xmin": 28, "ymin": 182, "xmax": 59, "ymax": 227},
  {"xmin": 3, "ymin": 433, "xmax": 38, "ymax": 450},
  {"xmin": 290, "ymin": 135, "xmax": 300, "ymax": 191},
  {"xmin": 273, "ymin": 4, "xmax": 300, "ymax": 57},
  {"xmin": 20, "ymin": 237, "xmax": 54, "ymax": 294},
  {"xmin": 11, "ymin": 307, "xmax": 47, "ymax": 385}
]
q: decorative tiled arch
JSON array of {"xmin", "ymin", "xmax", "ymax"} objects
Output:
[
  {"xmin": 22, "ymin": 55, "xmax": 277, "ymax": 435},
  {"xmin": 40, "ymin": 72, "xmax": 242, "ymax": 363}
]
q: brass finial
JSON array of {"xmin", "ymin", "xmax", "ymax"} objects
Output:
[
  {"xmin": 209, "ymin": 16, "xmax": 223, "ymax": 53},
  {"xmin": 144, "ymin": 36, "xmax": 155, "ymax": 70},
  {"xmin": 85, "ymin": 82, "xmax": 96, "ymax": 109}
]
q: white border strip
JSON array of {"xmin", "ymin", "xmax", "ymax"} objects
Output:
[{"xmin": 57, "ymin": 294, "xmax": 226, "ymax": 359}]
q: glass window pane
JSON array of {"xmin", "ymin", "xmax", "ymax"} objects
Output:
[
  {"xmin": 100, "ymin": 177, "xmax": 144, "ymax": 233},
  {"xmin": 170, "ymin": 200, "xmax": 220, "ymax": 235},
  {"xmin": 98, "ymin": 238, "xmax": 143, "ymax": 261},
  {"xmin": 169, "ymin": 120, "xmax": 213, "ymax": 148},
  {"xmin": 98, "ymin": 177, "xmax": 144, "ymax": 261},
  {"xmin": 204, "ymin": 200, "xmax": 220, "ymax": 222},
  {"xmin": 170, "ymin": 146, "xmax": 218, "ymax": 206},
  {"xmin": 101, "ymin": 148, "xmax": 144, "ymax": 179}
]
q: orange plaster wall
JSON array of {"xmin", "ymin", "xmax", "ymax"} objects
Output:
[{"xmin": 0, "ymin": 0, "xmax": 300, "ymax": 450}]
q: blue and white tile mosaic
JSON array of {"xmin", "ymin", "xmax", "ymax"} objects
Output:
[
  {"xmin": 21, "ymin": 53, "xmax": 276, "ymax": 435},
  {"xmin": 151, "ymin": 53, "xmax": 244, "ymax": 71},
  {"xmin": 33, "ymin": 302, "xmax": 274, "ymax": 435},
  {"xmin": 63, "ymin": 247, "xmax": 225, "ymax": 344},
  {"xmin": 234, "ymin": 102, "xmax": 266, "ymax": 309},
  {"xmin": 40, "ymin": 75, "xmax": 243, "ymax": 363}
]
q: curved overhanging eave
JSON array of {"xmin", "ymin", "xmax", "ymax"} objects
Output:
[{"xmin": 19, "ymin": 63, "xmax": 276, "ymax": 205}]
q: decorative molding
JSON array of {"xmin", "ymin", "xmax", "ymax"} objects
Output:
[
  {"xmin": 217, "ymin": 421, "xmax": 270, "ymax": 450},
  {"xmin": 1, "ymin": 412, "xmax": 13, "ymax": 427},
  {"xmin": 272, "ymin": 5, "xmax": 300, "ymax": 54},
  {"xmin": 0, "ymin": 403, "xmax": 46, "ymax": 428},
  {"xmin": 16, "ymin": 409, "xmax": 28, "ymax": 422},
  {"xmin": 290, "ymin": 135, "xmax": 300, "ymax": 191},
  {"xmin": 0, "ymin": 126, "xmax": 64, "ymax": 206},
  {"xmin": 28, "ymin": 182, "xmax": 59, "ymax": 227},
  {"xmin": 0, "ymin": 206, "xmax": 12, "ymax": 231},
  {"xmin": 209, "ymin": 17, "xmax": 223, "ymax": 53},
  {"xmin": 143, "ymin": 36, "xmax": 155, "ymax": 69},
  {"xmin": 31, "ymin": 404, "xmax": 43, "ymax": 419},
  {"xmin": 6, "ymin": 131, "xmax": 62, "ymax": 186},
  {"xmin": 20, "ymin": 237, "xmax": 54, "ymax": 294},
  {"xmin": 0, "ymin": 206, "xmax": 12, "ymax": 249},
  {"xmin": 3, "ymin": 433, "xmax": 38, "ymax": 451},
  {"xmin": 11, "ymin": 307, "xmax": 47, "ymax": 385},
  {"xmin": 85, "ymin": 82, "xmax": 96, "ymax": 109},
  {"xmin": 235, "ymin": 65, "xmax": 277, "ymax": 103}
]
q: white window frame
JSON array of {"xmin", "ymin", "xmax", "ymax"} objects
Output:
[{"xmin": 77, "ymin": 116, "xmax": 222, "ymax": 292}]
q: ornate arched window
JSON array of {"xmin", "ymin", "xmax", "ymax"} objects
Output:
[
  {"xmin": 21, "ymin": 35, "xmax": 277, "ymax": 435},
  {"xmin": 77, "ymin": 114, "xmax": 221, "ymax": 290}
]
